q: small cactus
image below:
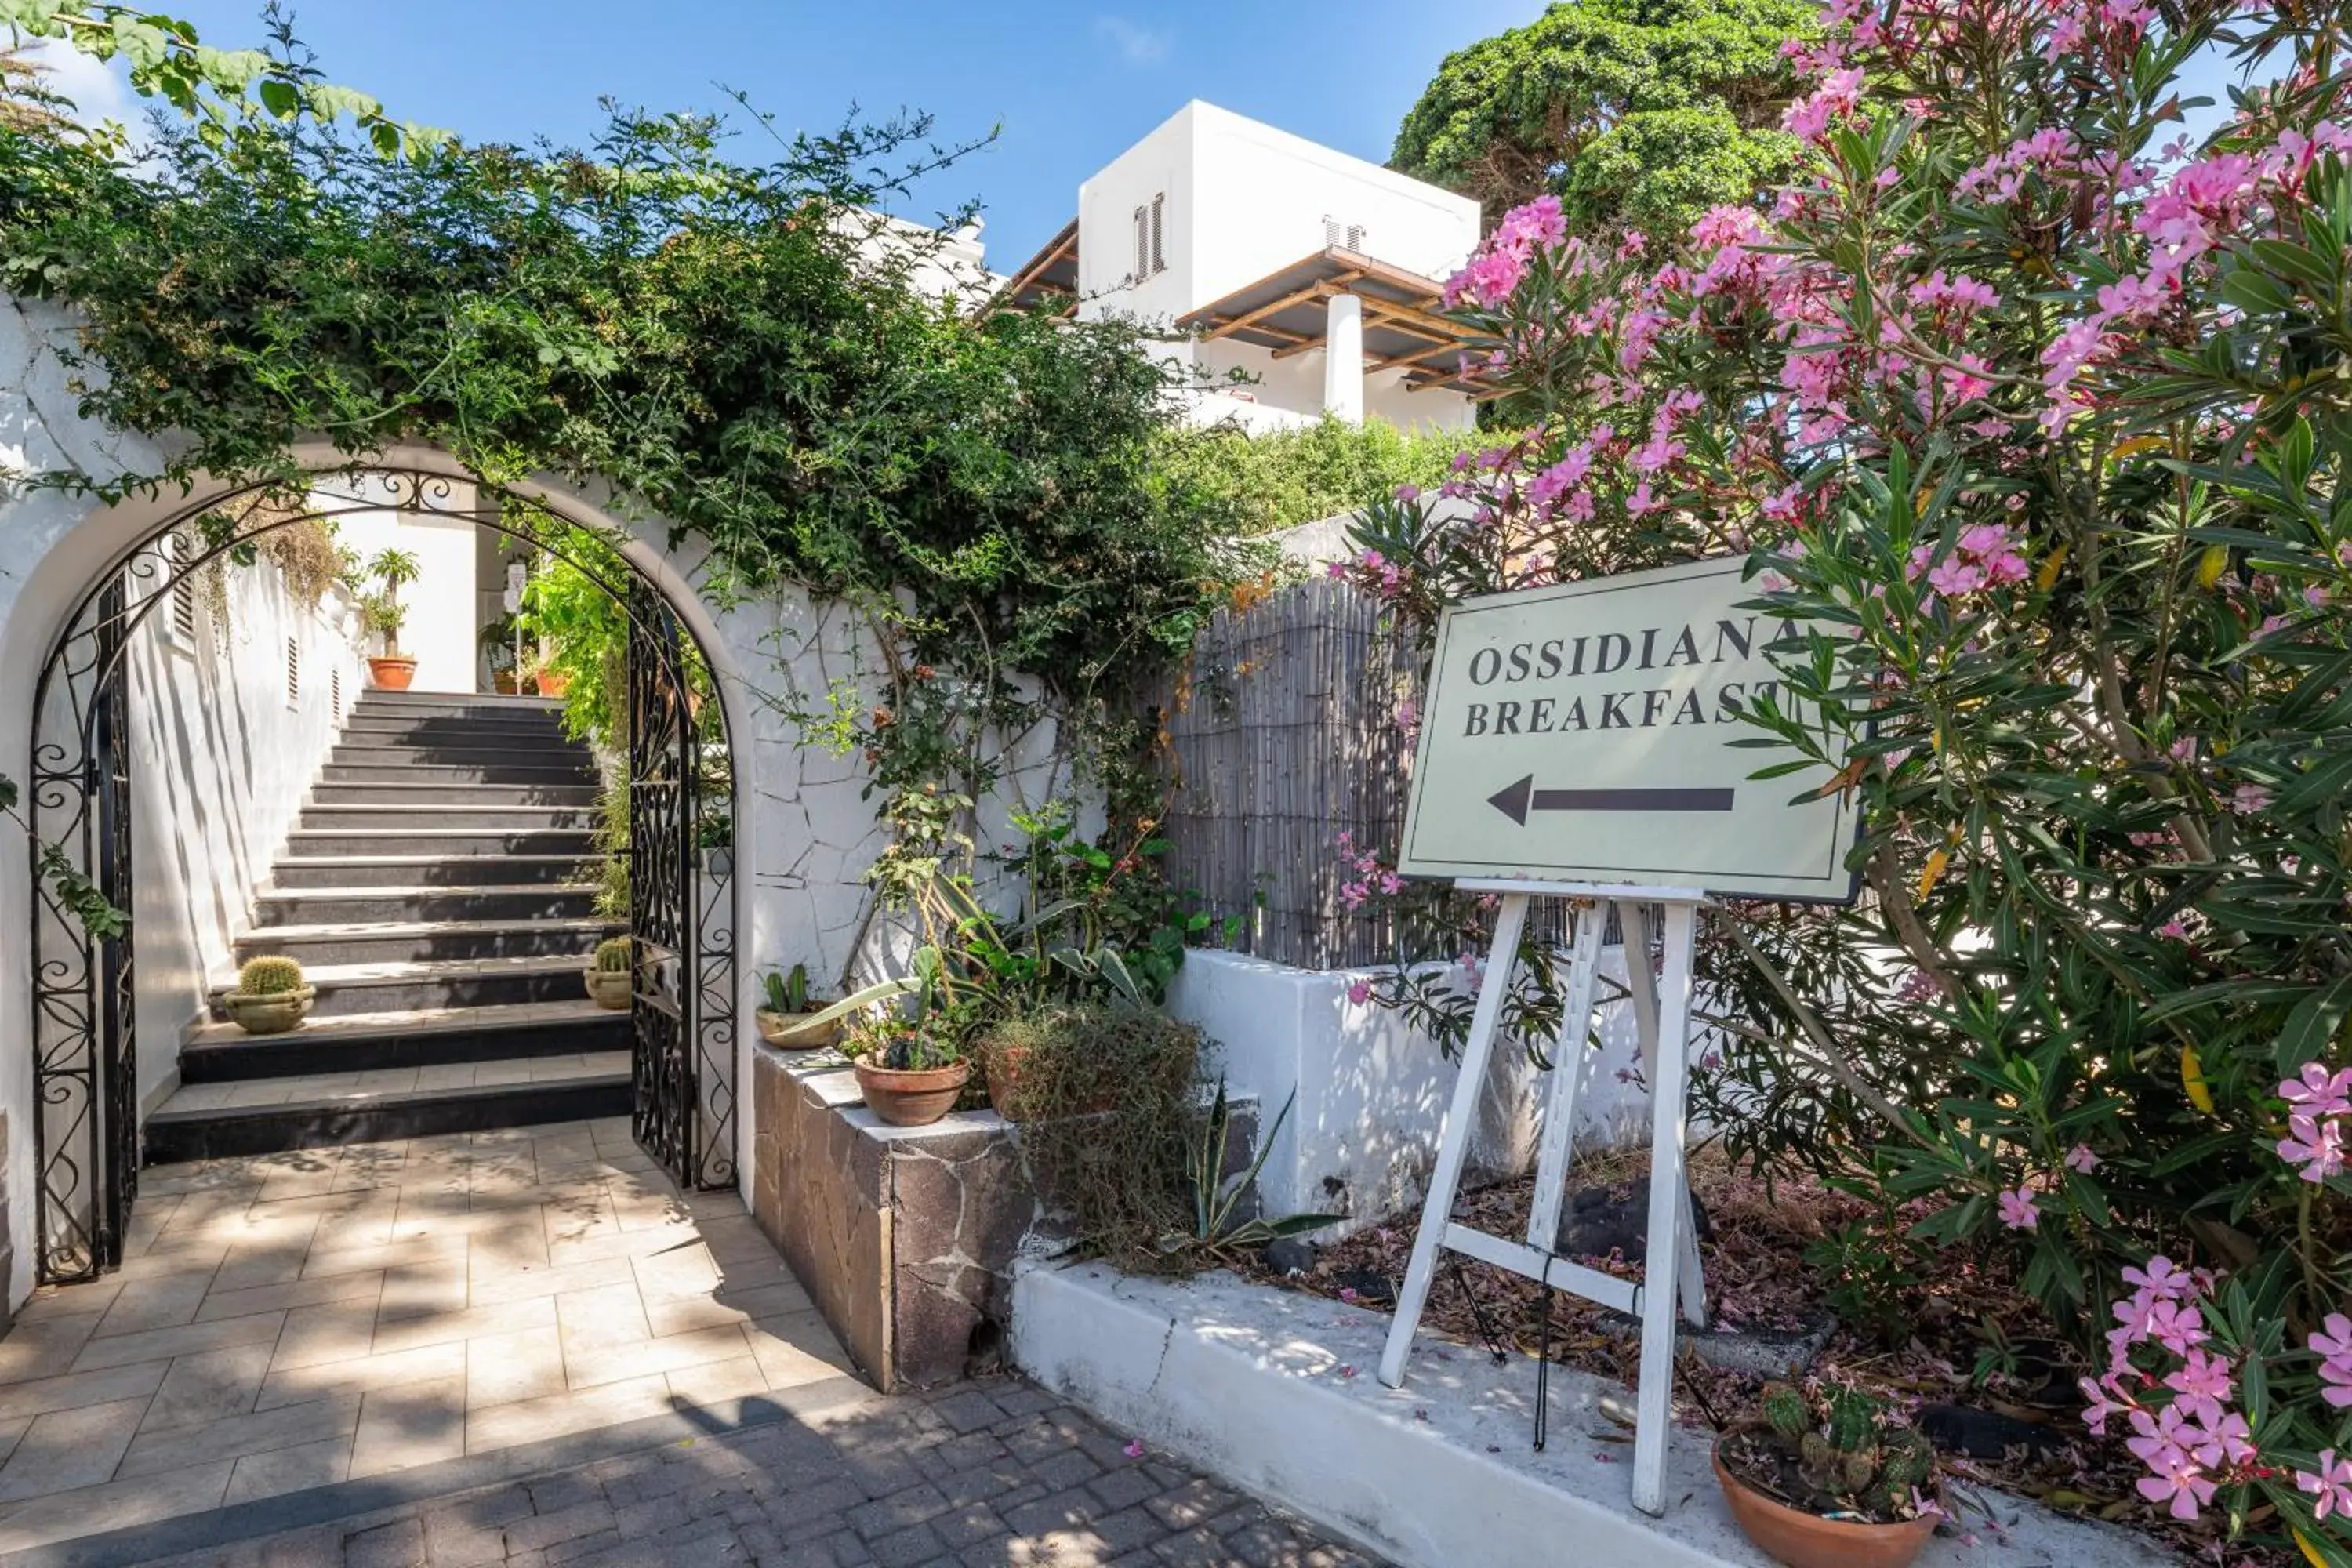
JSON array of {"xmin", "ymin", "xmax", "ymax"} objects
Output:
[
  {"xmin": 1824, "ymin": 1385, "xmax": 1881, "ymax": 1453},
  {"xmin": 237, "ymin": 956, "xmax": 306, "ymax": 995},
  {"xmin": 1760, "ymin": 1382, "xmax": 1810, "ymax": 1443},
  {"xmin": 593, "ymin": 936, "xmax": 633, "ymax": 973}
]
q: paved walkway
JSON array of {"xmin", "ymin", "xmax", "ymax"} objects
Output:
[{"xmin": 0, "ymin": 1120, "xmax": 1378, "ymax": 1567}]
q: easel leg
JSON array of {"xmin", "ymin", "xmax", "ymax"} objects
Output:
[
  {"xmin": 1621, "ymin": 902, "xmax": 1708, "ymax": 1329},
  {"xmin": 1525, "ymin": 902, "xmax": 1605, "ymax": 1252},
  {"xmin": 1630, "ymin": 902, "xmax": 1699, "ymax": 1516},
  {"xmin": 1379, "ymin": 894, "xmax": 1529, "ymax": 1389}
]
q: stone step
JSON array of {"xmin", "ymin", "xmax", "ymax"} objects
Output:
[
  {"xmin": 252, "ymin": 884, "xmax": 603, "ymax": 927},
  {"xmin": 270, "ymin": 854, "xmax": 595, "ymax": 889},
  {"xmin": 283, "ymin": 827, "xmax": 598, "ymax": 858},
  {"xmin": 180, "ymin": 998, "xmax": 630, "ymax": 1082},
  {"xmin": 235, "ymin": 915, "xmax": 616, "ymax": 967},
  {"xmin": 340, "ymin": 713, "xmax": 568, "ymax": 736},
  {"xmin": 144, "ymin": 1050, "xmax": 632, "ymax": 1162},
  {"xmin": 328, "ymin": 739, "xmax": 591, "ymax": 766},
  {"xmin": 320, "ymin": 761, "xmax": 596, "ymax": 786},
  {"xmin": 208, "ymin": 953, "xmax": 606, "ymax": 1019},
  {"xmin": 299, "ymin": 804, "xmax": 598, "ymax": 832},
  {"xmin": 350, "ymin": 694, "xmax": 567, "ymax": 721},
  {"xmin": 307, "ymin": 781, "xmax": 601, "ymax": 807}
]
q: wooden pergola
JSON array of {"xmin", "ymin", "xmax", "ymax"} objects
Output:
[
  {"xmin": 1174, "ymin": 246, "xmax": 1492, "ymax": 394},
  {"xmin": 996, "ymin": 217, "xmax": 1080, "ymax": 317}
]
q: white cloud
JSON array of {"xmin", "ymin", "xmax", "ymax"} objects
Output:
[
  {"xmin": 1094, "ymin": 15, "xmax": 1171, "ymax": 65},
  {"xmin": 16, "ymin": 33, "xmax": 139, "ymax": 132}
]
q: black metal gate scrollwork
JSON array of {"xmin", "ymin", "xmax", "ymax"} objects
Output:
[
  {"xmin": 625, "ymin": 580, "xmax": 736, "ymax": 1191},
  {"xmin": 28, "ymin": 470, "xmax": 739, "ymax": 1286}
]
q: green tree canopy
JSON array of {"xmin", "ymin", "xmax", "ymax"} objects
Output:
[{"xmin": 1391, "ymin": 0, "xmax": 1813, "ymax": 242}]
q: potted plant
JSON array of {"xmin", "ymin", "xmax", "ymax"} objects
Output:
[
  {"xmin": 981, "ymin": 1004, "xmax": 1195, "ymax": 1122},
  {"xmin": 362, "ymin": 548, "xmax": 422, "ymax": 690},
  {"xmin": 224, "ymin": 956, "xmax": 314, "ymax": 1034},
  {"xmin": 479, "ymin": 616, "xmax": 522, "ymax": 694},
  {"xmin": 757, "ymin": 963, "xmax": 838, "ymax": 1049},
  {"xmin": 1713, "ymin": 1382, "xmax": 1940, "ymax": 1568},
  {"xmin": 584, "ymin": 935, "xmax": 633, "ymax": 1009},
  {"xmin": 844, "ymin": 1011, "xmax": 969, "ymax": 1127}
]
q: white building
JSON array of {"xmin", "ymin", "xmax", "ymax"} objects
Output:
[{"xmin": 999, "ymin": 100, "xmax": 1484, "ymax": 434}]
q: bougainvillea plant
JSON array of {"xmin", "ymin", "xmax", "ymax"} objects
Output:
[{"xmin": 1334, "ymin": 0, "xmax": 2352, "ymax": 1555}]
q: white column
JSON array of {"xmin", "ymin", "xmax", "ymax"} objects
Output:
[{"xmin": 1323, "ymin": 292, "xmax": 1364, "ymax": 423}]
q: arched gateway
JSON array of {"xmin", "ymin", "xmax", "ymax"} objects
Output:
[{"xmin": 21, "ymin": 460, "xmax": 744, "ymax": 1287}]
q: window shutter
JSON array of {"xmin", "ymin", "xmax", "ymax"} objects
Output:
[{"xmin": 1150, "ymin": 192, "xmax": 1165, "ymax": 274}]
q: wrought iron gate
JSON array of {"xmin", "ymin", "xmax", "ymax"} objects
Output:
[
  {"xmin": 27, "ymin": 474, "xmax": 739, "ymax": 1287},
  {"xmin": 624, "ymin": 579, "xmax": 737, "ymax": 1191},
  {"xmin": 28, "ymin": 574, "xmax": 142, "ymax": 1285}
]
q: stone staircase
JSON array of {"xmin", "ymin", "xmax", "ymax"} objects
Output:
[{"xmin": 144, "ymin": 690, "xmax": 633, "ymax": 1163}]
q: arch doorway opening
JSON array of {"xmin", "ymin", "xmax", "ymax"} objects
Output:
[{"xmin": 27, "ymin": 468, "xmax": 739, "ymax": 1287}]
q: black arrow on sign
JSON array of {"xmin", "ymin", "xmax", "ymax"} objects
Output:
[{"xmin": 1486, "ymin": 775, "xmax": 1736, "ymax": 825}]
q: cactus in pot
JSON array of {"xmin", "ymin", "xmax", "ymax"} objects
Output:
[
  {"xmin": 1714, "ymin": 1381, "xmax": 1940, "ymax": 1568},
  {"xmin": 584, "ymin": 935, "xmax": 633, "ymax": 1010},
  {"xmin": 225, "ymin": 955, "xmax": 314, "ymax": 1034},
  {"xmin": 756, "ymin": 963, "xmax": 837, "ymax": 1049}
]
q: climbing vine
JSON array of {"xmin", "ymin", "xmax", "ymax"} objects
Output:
[{"xmin": 0, "ymin": 7, "xmax": 1252, "ymax": 935}]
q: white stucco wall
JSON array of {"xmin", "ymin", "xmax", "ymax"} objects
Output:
[
  {"xmin": 123, "ymin": 549, "xmax": 366, "ymax": 1110},
  {"xmin": 0, "ymin": 293, "xmax": 933, "ymax": 1308},
  {"xmin": 1167, "ymin": 947, "xmax": 1654, "ymax": 1229},
  {"xmin": 329, "ymin": 477, "xmax": 485, "ymax": 694}
]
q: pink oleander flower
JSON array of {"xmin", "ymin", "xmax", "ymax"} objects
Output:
[
  {"xmin": 1996, "ymin": 1186, "xmax": 2039, "ymax": 1229},
  {"xmin": 2078, "ymin": 1374, "xmax": 2134, "ymax": 1436},
  {"xmin": 2310, "ymin": 1313, "xmax": 2352, "ymax": 1408},
  {"xmin": 2279, "ymin": 1112, "xmax": 2347, "ymax": 1184},
  {"xmin": 2163, "ymin": 1349, "xmax": 2234, "ymax": 1425},
  {"xmin": 2281, "ymin": 1063, "xmax": 2352, "ymax": 1120},
  {"xmin": 2301, "ymin": 1450, "xmax": 2352, "ymax": 1520},
  {"xmin": 2229, "ymin": 782, "xmax": 2272, "ymax": 814},
  {"xmin": 2122, "ymin": 1256, "xmax": 2194, "ymax": 1299},
  {"xmin": 2064, "ymin": 1144, "xmax": 2100, "ymax": 1174},
  {"xmin": 1345, "ymin": 979, "xmax": 1372, "ymax": 1007}
]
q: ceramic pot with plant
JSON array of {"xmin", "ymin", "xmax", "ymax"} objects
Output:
[
  {"xmin": 756, "ymin": 963, "xmax": 837, "ymax": 1049},
  {"xmin": 1713, "ymin": 1382, "xmax": 1940, "ymax": 1568},
  {"xmin": 224, "ymin": 955, "xmax": 314, "ymax": 1034},
  {"xmin": 848, "ymin": 1014, "xmax": 969, "ymax": 1127},
  {"xmin": 584, "ymin": 935, "xmax": 633, "ymax": 1009},
  {"xmin": 362, "ymin": 548, "xmax": 423, "ymax": 690}
]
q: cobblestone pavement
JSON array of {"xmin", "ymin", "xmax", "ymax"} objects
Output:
[{"xmin": 136, "ymin": 1371, "xmax": 1383, "ymax": 1568}]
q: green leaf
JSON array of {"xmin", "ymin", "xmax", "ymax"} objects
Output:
[{"xmin": 2275, "ymin": 973, "xmax": 2352, "ymax": 1073}]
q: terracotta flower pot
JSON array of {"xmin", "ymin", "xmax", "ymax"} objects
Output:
[
  {"xmin": 854, "ymin": 1059, "xmax": 971, "ymax": 1127},
  {"xmin": 583, "ymin": 967, "xmax": 633, "ymax": 1010},
  {"xmin": 368, "ymin": 655, "xmax": 418, "ymax": 691},
  {"xmin": 1713, "ymin": 1445, "xmax": 1936, "ymax": 1568},
  {"xmin": 224, "ymin": 986, "xmax": 314, "ymax": 1036},
  {"xmin": 983, "ymin": 1038, "xmax": 1114, "ymax": 1122},
  {"xmin": 757, "ymin": 1008, "xmax": 839, "ymax": 1051},
  {"xmin": 535, "ymin": 670, "xmax": 570, "ymax": 699},
  {"xmin": 493, "ymin": 670, "xmax": 519, "ymax": 694}
]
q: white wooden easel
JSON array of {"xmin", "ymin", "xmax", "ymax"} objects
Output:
[{"xmin": 1377, "ymin": 879, "xmax": 1709, "ymax": 1517}]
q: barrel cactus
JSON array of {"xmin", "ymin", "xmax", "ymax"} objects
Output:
[
  {"xmin": 237, "ymin": 956, "xmax": 306, "ymax": 995},
  {"xmin": 1750, "ymin": 1381, "xmax": 1938, "ymax": 1520},
  {"xmin": 593, "ymin": 936, "xmax": 633, "ymax": 972}
]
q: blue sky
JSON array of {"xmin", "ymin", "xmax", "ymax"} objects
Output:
[
  {"xmin": 122, "ymin": 1, "xmax": 1541, "ymax": 271},
  {"xmin": 38, "ymin": 2, "xmax": 2262, "ymax": 274}
]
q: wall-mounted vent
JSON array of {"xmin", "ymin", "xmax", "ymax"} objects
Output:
[
  {"xmin": 169, "ymin": 530, "xmax": 198, "ymax": 647},
  {"xmin": 285, "ymin": 636, "xmax": 300, "ymax": 709},
  {"xmin": 1323, "ymin": 216, "xmax": 1367, "ymax": 252}
]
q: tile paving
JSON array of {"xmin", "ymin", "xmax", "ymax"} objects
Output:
[{"xmin": 0, "ymin": 1120, "xmax": 1380, "ymax": 1567}]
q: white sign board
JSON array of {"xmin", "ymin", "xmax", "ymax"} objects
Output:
[{"xmin": 1399, "ymin": 557, "xmax": 1858, "ymax": 902}]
